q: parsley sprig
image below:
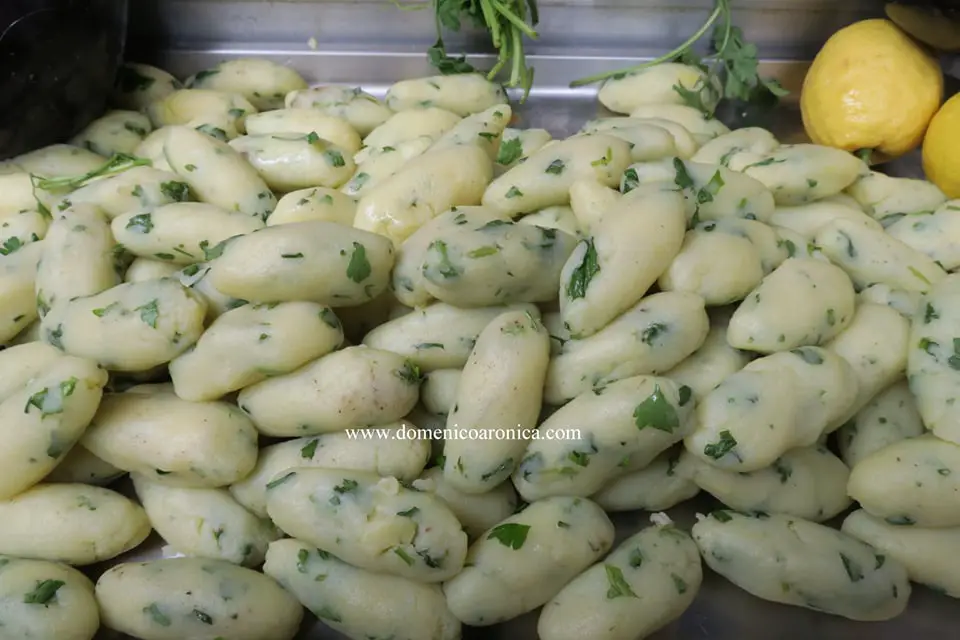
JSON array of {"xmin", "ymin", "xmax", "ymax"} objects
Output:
[
  {"xmin": 569, "ymin": 0, "xmax": 787, "ymax": 116},
  {"xmin": 393, "ymin": 0, "xmax": 539, "ymax": 102},
  {"xmin": 33, "ymin": 153, "xmax": 151, "ymax": 192}
]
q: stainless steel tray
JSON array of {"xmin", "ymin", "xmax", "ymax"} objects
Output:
[{"xmin": 94, "ymin": 1, "xmax": 960, "ymax": 638}]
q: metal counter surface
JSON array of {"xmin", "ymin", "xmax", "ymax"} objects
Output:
[{"xmin": 94, "ymin": 1, "xmax": 960, "ymax": 637}]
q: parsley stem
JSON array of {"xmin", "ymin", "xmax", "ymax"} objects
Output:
[
  {"xmin": 512, "ymin": 27, "xmax": 524, "ymax": 87},
  {"xmin": 428, "ymin": 0, "xmax": 537, "ymax": 101},
  {"xmin": 526, "ymin": 0, "xmax": 539, "ymax": 24},
  {"xmin": 433, "ymin": 3, "xmax": 443, "ymax": 40},
  {"xmin": 490, "ymin": 0, "xmax": 538, "ymax": 39},
  {"xmin": 712, "ymin": 6, "xmax": 733, "ymax": 60},
  {"xmin": 480, "ymin": 0, "xmax": 502, "ymax": 48},
  {"xmin": 569, "ymin": 0, "xmax": 727, "ymax": 87},
  {"xmin": 488, "ymin": 53, "xmax": 508, "ymax": 80},
  {"xmin": 481, "ymin": 0, "xmax": 538, "ymax": 102},
  {"xmin": 34, "ymin": 153, "xmax": 151, "ymax": 192},
  {"xmin": 522, "ymin": 65, "xmax": 535, "ymax": 98}
]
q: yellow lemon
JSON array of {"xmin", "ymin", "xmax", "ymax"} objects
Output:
[
  {"xmin": 923, "ymin": 93, "xmax": 960, "ymax": 198},
  {"xmin": 800, "ymin": 18, "xmax": 943, "ymax": 159}
]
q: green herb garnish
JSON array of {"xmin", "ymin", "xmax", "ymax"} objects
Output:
[
  {"xmin": 704, "ymin": 430, "xmax": 738, "ymax": 460},
  {"xmin": 545, "ymin": 159, "xmax": 565, "ymax": 175},
  {"xmin": 346, "ymin": 242, "xmax": 371, "ymax": 282},
  {"xmin": 571, "ymin": 0, "xmax": 787, "ymax": 116},
  {"xmin": 0, "ymin": 236, "xmax": 23, "ymax": 256},
  {"xmin": 23, "ymin": 579, "xmax": 64, "ymax": 605},
  {"xmin": 419, "ymin": 0, "xmax": 540, "ymax": 102},
  {"xmin": 604, "ymin": 565, "xmax": 638, "ymax": 599},
  {"xmin": 300, "ymin": 439, "xmax": 319, "ymax": 459},
  {"xmin": 840, "ymin": 553, "xmax": 864, "ymax": 582},
  {"xmin": 566, "ymin": 239, "xmax": 600, "ymax": 300},
  {"xmin": 35, "ymin": 153, "xmax": 150, "ymax": 191},
  {"xmin": 497, "ymin": 137, "xmax": 524, "ymax": 165},
  {"xmin": 126, "ymin": 213, "xmax": 153, "ymax": 234},
  {"xmin": 633, "ymin": 384, "xmax": 680, "ymax": 433},
  {"xmin": 487, "ymin": 522, "xmax": 530, "ymax": 549}
]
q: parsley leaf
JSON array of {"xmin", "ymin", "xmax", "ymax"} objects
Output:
[
  {"xmin": 773, "ymin": 459, "xmax": 792, "ymax": 483},
  {"xmin": 135, "ymin": 299, "xmax": 160, "ymax": 329},
  {"xmin": 704, "ymin": 430, "xmax": 738, "ymax": 460},
  {"xmin": 633, "ymin": 384, "xmax": 680, "ymax": 433},
  {"xmin": 333, "ymin": 479, "xmax": 359, "ymax": 495},
  {"xmin": 497, "ymin": 137, "xmax": 524, "ymax": 165},
  {"xmin": 715, "ymin": 24, "xmax": 789, "ymax": 104},
  {"xmin": 427, "ymin": 39, "xmax": 476, "ymax": 75},
  {"xmin": 641, "ymin": 322, "xmax": 667, "ymax": 345},
  {"xmin": 395, "ymin": 361, "xmax": 424, "ymax": 385},
  {"xmin": 296, "ymin": 548, "xmax": 310, "ymax": 573},
  {"xmin": 126, "ymin": 213, "xmax": 153, "ymax": 234},
  {"xmin": 840, "ymin": 552, "xmax": 864, "ymax": 582},
  {"xmin": 790, "ymin": 347, "xmax": 824, "ymax": 365},
  {"xmin": 424, "ymin": 0, "xmax": 538, "ymax": 102},
  {"xmin": 143, "ymin": 603, "xmax": 171, "ymax": 626},
  {"xmin": 673, "ymin": 158, "xmax": 725, "ymax": 212},
  {"xmin": 346, "ymin": 242, "xmax": 371, "ymax": 282},
  {"xmin": 604, "ymin": 565, "xmax": 638, "ymax": 599},
  {"xmin": 300, "ymin": 439, "xmax": 319, "ymax": 459},
  {"xmin": 24, "ymin": 378, "xmax": 77, "ymax": 418},
  {"xmin": 569, "ymin": 0, "xmax": 787, "ymax": 115},
  {"xmin": 200, "ymin": 238, "xmax": 228, "ymax": 261},
  {"xmin": 566, "ymin": 239, "xmax": 600, "ymax": 300},
  {"xmin": 672, "ymin": 574, "xmax": 688, "ymax": 594},
  {"xmin": 673, "ymin": 78, "xmax": 720, "ymax": 117},
  {"xmin": 712, "ymin": 510, "xmax": 733, "ymax": 523},
  {"xmin": 545, "ymin": 159, "xmax": 565, "ymax": 175},
  {"xmin": 190, "ymin": 68, "xmax": 221, "ymax": 84},
  {"xmin": 160, "ymin": 181, "xmax": 190, "ymax": 202},
  {"xmin": 427, "ymin": 240, "xmax": 461, "ymax": 279},
  {"xmin": 324, "ymin": 149, "xmax": 346, "ymax": 168},
  {"xmin": 193, "ymin": 609, "xmax": 213, "ymax": 625},
  {"xmin": 487, "ymin": 523, "xmax": 530, "ymax": 549},
  {"xmin": 0, "ymin": 236, "xmax": 23, "ymax": 256},
  {"xmin": 196, "ymin": 124, "xmax": 228, "ymax": 141}
]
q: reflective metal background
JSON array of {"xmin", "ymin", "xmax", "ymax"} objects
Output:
[{"xmin": 98, "ymin": 1, "xmax": 958, "ymax": 638}]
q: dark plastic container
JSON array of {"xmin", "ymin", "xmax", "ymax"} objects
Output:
[{"xmin": 0, "ymin": 0, "xmax": 128, "ymax": 160}]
